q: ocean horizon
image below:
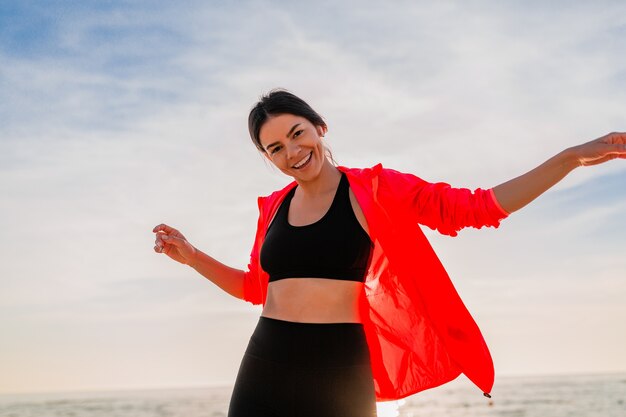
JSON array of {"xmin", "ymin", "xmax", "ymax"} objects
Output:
[{"xmin": 1, "ymin": 372, "xmax": 624, "ymax": 417}]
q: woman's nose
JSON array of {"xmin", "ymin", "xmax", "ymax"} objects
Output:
[{"xmin": 286, "ymin": 142, "xmax": 301, "ymax": 159}]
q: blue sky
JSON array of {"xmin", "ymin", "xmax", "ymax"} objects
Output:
[{"xmin": 1, "ymin": 0, "xmax": 625, "ymax": 395}]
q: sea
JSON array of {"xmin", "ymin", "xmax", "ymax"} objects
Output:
[{"xmin": 0, "ymin": 373, "xmax": 624, "ymax": 417}]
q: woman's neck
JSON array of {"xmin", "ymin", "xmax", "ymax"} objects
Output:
[{"xmin": 294, "ymin": 157, "xmax": 341, "ymax": 198}]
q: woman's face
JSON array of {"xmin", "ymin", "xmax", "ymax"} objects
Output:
[{"xmin": 258, "ymin": 113, "xmax": 327, "ymax": 181}]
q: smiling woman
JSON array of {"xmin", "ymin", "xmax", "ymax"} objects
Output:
[{"xmin": 152, "ymin": 89, "xmax": 626, "ymax": 417}]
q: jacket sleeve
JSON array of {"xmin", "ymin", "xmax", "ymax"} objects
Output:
[
  {"xmin": 242, "ymin": 197, "xmax": 266, "ymax": 305},
  {"xmin": 379, "ymin": 168, "xmax": 510, "ymax": 237}
]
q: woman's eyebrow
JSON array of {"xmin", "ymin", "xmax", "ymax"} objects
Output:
[
  {"xmin": 286, "ymin": 123, "xmax": 301, "ymax": 138},
  {"xmin": 264, "ymin": 123, "xmax": 302, "ymax": 150}
]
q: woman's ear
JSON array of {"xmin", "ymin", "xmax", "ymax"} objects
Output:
[{"xmin": 317, "ymin": 125, "xmax": 328, "ymax": 137}]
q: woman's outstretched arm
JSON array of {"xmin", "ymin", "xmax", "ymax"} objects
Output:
[
  {"xmin": 492, "ymin": 132, "xmax": 626, "ymax": 214},
  {"xmin": 152, "ymin": 223, "xmax": 245, "ymax": 300}
]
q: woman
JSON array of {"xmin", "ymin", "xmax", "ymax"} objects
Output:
[{"xmin": 152, "ymin": 89, "xmax": 625, "ymax": 417}]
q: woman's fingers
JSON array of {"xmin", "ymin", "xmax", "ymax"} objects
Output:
[
  {"xmin": 154, "ymin": 235, "xmax": 173, "ymax": 252},
  {"xmin": 153, "ymin": 224, "xmax": 187, "ymax": 242},
  {"xmin": 153, "ymin": 227, "xmax": 194, "ymax": 262},
  {"xmin": 154, "ymin": 233, "xmax": 170, "ymax": 251},
  {"xmin": 155, "ymin": 232, "xmax": 186, "ymax": 246},
  {"xmin": 152, "ymin": 223, "xmax": 179, "ymax": 234},
  {"xmin": 581, "ymin": 153, "xmax": 620, "ymax": 166},
  {"xmin": 607, "ymin": 132, "xmax": 626, "ymax": 145},
  {"xmin": 597, "ymin": 132, "xmax": 626, "ymax": 147},
  {"xmin": 160, "ymin": 234, "xmax": 185, "ymax": 246},
  {"xmin": 154, "ymin": 227, "xmax": 173, "ymax": 254},
  {"xmin": 574, "ymin": 132, "xmax": 626, "ymax": 166}
]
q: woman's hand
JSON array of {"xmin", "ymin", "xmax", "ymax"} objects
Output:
[
  {"xmin": 152, "ymin": 223, "xmax": 198, "ymax": 266},
  {"xmin": 569, "ymin": 132, "xmax": 626, "ymax": 167}
]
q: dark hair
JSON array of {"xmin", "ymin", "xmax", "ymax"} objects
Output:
[{"xmin": 248, "ymin": 88, "xmax": 327, "ymax": 152}]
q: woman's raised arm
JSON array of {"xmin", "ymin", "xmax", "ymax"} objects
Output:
[
  {"xmin": 152, "ymin": 223, "xmax": 245, "ymax": 300},
  {"xmin": 492, "ymin": 132, "xmax": 626, "ymax": 214}
]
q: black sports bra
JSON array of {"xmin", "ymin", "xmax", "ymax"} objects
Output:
[{"xmin": 260, "ymin": 173, "xmax": 372, "ymax": 283}]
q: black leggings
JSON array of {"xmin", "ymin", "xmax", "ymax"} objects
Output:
[{"xmin": 227, "ymin": 316, "xmax": 378, "ymax": 417}]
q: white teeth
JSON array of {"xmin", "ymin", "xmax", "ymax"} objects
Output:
[{"xmin": 293, "ymin": 152, "xmax": 312, "ymax": 169}]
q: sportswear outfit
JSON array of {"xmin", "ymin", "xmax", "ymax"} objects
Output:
[{"xmin": 229, "ymin": 163, "xmax": 509, "ymax": 415}]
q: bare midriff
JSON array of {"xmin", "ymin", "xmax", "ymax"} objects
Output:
[{"xmin": 261, "ymin": 277, "xmax": 364, "ymax": 323}]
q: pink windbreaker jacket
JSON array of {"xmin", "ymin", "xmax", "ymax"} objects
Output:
[{"xmin": 242, "ymin": 164, "xmax": 510, "ymax": 401}]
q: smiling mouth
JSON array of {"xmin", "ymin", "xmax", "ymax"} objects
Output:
[{"xmin": 292, "ymin": 152, "xmax": 313, "ymax": 169}]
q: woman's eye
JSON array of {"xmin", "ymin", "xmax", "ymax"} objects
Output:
[
  {"xmin": 293, "ymin": 130, "xmax": 303, "ymax": 138},
  {"xmin": 271, "ymin": 146, "xmax": 282, "ymax": 154}
]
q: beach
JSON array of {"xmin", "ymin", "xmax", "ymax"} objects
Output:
[{"xmin": 1, "ymin": 372, "xmax": 624, "ymax": 417}]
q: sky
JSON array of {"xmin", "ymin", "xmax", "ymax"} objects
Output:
[{"xmin": 1, "ymin": 0, "xmax": 625, "ymax": 396}]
